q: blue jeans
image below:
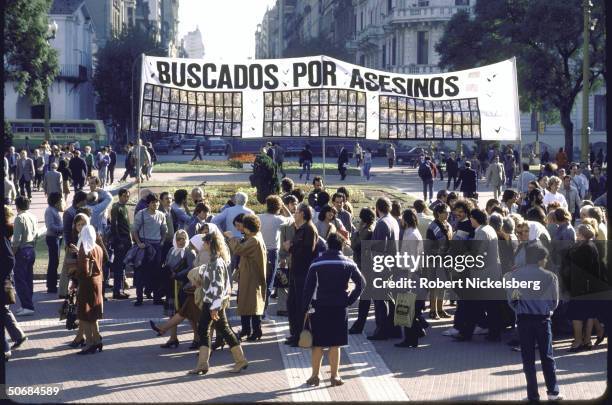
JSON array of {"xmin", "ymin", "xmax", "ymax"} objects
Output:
[
  {"xmin": 422, "ymin": 179, "xmax": 434, "ymax": 201},
  {"xmin": 264, "ymin": 248, "xmax": 278, "ymax": 313},
  {"xmin": 300, "ymin": 161, "xmax": 311, "ymax": 180},
  {"xmin": 45, "ymin": 236, "xmax": 62, "ymax": 292},
  {"xmin": 14, "ymin": 246, "xmax": 35, "ymax": 310},
  {"xmin": 363, "ymin": 163, "xmax": 372, "ymax": 180},
  {"xmin": 517, "ymin": 315, "xmax": 559, "ymax": 401}
]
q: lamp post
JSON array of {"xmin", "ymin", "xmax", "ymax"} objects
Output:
[
  {"xmin": 580, "ymin": 0, "xmax": 593, "ymax": 162},
  {"xmin": 44, "ymin": 20, "xmax": 58, "ymax": 141}
]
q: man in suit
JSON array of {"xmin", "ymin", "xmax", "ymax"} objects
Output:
[
  {"xmin": 43, "ymin": 162, "xmax": 63, "ymax": 196},
  {"xmin": 456, "ymin": 161, "xmax": 478, "ymax": 198},
  {"xmin": 446, "ymin": 151, "xmax": 460, "ymax": 190},
  {"xmin": 15, "ymin": 150, "xmax": 35, "ymax": 199},
  {"xmin": 7, "ymin": 146, "xmax": 19, "ymax": 184},
  {"xmin": 108, "ymin": 145, "xmax": 117, "ymax": 184},
  {"xmin": 369, "ymin": 197, "xmax": 401, "ymax": 340},
  {"xmin": 454, "ymin": 209, "xmax": 503, "ymax": 342},
  {"xmin": 486, "ymin": 156, "xmax": 506, "ymax": 200},
  {"xmin": 68, "ymin": 150, "xmax": 88, "ymax": 192}
]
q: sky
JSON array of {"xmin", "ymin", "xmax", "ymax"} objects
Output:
[{"xmin": 178, "ymin": 0, "xmax": 277, "ymax": 60}]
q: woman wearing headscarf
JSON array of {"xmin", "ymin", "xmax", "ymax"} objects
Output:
[
  {"xmin": 425, "ymin": 203, "xmax": 453, "ymax": 319},
  {"xmin": 75, "ymin": 223, "xmax": 104, "ymax": 354},
  {"xmin": 149, "ymin": 229, "xmax": 197, "ymax": 349},
  {"xmin": 225, "ymin": 214, "xmax": 267, "ymax": 341},
  {"xmin": 190, "ymin": 231, "xmax": 247, "ymax": 375}
]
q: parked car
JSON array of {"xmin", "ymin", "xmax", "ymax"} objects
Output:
[
  {"xmin": 204, "ymin": 138, "xmax": 229, "ymax": 155},
  {"xmin": 395, "ymin": 147, "xmax": 428, "ymax": 167},
  {"xmin": 163, "ymin": 135, "xmax": 180, "ymax": 149},
  {"xmin": 181, "ymin": 139, "xmax": 198, "ymax": 155},
  {"xmin": 153, "ymin": 139, "xmax": 171, "ymax": 154}
]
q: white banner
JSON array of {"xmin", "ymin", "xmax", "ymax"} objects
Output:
[{"xmin": 139, "ymin": 55, "xmax": 520, "ymax": 141}]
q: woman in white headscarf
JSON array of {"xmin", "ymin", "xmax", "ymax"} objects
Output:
[
  {"xmin": 75, "ymin": 223, "xmax": 104, "ymax": 354},
  {"xmin": 191, "ymin": 223, "xmax": 224, "ymax": 267},
  {"xmin": 149, "ymin": 229, "xmax": 197, "ymax": 349}
]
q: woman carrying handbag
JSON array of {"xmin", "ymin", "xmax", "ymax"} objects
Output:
[{"xmin": 302, "ymin": 233, "xmax": 365, "ymax": 387}]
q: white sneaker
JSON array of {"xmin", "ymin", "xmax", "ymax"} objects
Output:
[
  {"xmin": 474, "ymin": 326, "xmax": 489, "ymax": 335},
  {"xmin": 15, "ymin": 308, "xmax": 34, "ymax": 316},
  {"xmin": 547, "ymin": 393, "xmax": 564, "ymax": 401},
  {"xmin": 442, "ymin": 327, "xmax": 459, "ymax": 337}
]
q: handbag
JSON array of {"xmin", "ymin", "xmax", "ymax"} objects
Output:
[
  {"xmin": 394, "ymin": 291, "xmax": 417, "ymax": 327},
  {"xmin": 65, "ymin": 291, "xmax": 78, "ymax": 330},
  {"xmin": 298, "ymin": 312, "xmax": 313, "ymax": 348},
  {"xmin": 3, "ymin": 279, "xmax": 16, "ymax": 305},
  {"xmin": 273, "ymin": 267, "xmax": 289, "ymax": 288}
]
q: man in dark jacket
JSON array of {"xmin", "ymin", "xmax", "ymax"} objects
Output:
[
  {"xmin": 108, "ymin": 145, "xmax": 117, "ymax": 184},
  {"xmin": 369, "ymin": 197, "xmax": 401, "ymax": 340},
  {"xmin": 283, "ymin": 202, "xmax": 318, "ymax": 347},
  {"xmin": 446, "ymin": 151, "xmax": 460, "ymax": 190},
  {"xmin": 337, "ymin": 146, "xmax": 349, "ymax": 181},
  {"xmin": 418, "ymin": 156, "xmax": 435, "ymax": 201},
  {"xmin": 456, "ymin": 161, "xmax": 478, "ymax": 198},
  {"xmin": 68, "ymin": 150, "xmax": 87, "ymax": 192}
]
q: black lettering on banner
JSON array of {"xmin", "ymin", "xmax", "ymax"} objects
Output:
[
  {"xmin": 186, "ymin": 63, "xmax": 201, "ymax": 88},
  {"xmin": 364, "ymin": 72, "xmax": 379, "ymax": 91},
  {"xmin": 293, "ymin": 63, "xmax": 307, "ymax": 87},
  {"xmin": 202, "ymin": 63, "xmax": 217, "ymax": 88},
  {"xmin": 249, "ymin": 64, "xmax": 263, "ymax": 89},
  {"xmin": 414, "ymin": 78, "xmax": 428, "ymax": 98},
  {"xmin": 157, "ymin": 61, "xmax": 171, "ymax": 84},
  {"xmin": 308, "ymin": 61, "xmax": 322, "ymax": 86},
  {"xmin": 323, "ymin": 61, "xmax": 337, "ymax": 86},
  {"xmin": 171, "ymin": 62, "xmax": 186, "ymax": 87},
  {"xmin": 405, "ymin": 78, "xmax": 414, "ymax": 97},
  {"xmin": 379, "ymin": 75, "xmax": 391, "ymax": 92},
  {"xmin": 391, "ymin": 77, "xmax": 406, "ymax": 95},
  {"xmin": 218, "ymin": 65, "xmax": 233, "ymax": 88},
  {"xmin": 445, "ymin": 76, "xmax": 460, "ymax": 97},
  {"xmin": 264, "ymin": 65, "xmax": 279, "ymax": 89},
  {"xmin": 429, "ymin": 77, "xmax": 444, "ymax": 97},
  {"xmin": 234, "ymin": 65, "xmax": 248, "ymax": 89},
  {"xmin": 349, "ymin": 69, "xmax": 365, "ymax": 89}
]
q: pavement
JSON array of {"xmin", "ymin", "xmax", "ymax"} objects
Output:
[{"xmin": 5, "ymin": 154, "xmax": 608, "ymax": 402}]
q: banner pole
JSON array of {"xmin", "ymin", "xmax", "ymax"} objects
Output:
[{"xmin": 322, "ymin": 138, "xmax": 326, "ymax": 183}]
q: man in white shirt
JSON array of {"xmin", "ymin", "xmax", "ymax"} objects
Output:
[
  {"xmin": 542, "ymin": 176, "xmax": 568, "ymax": 209},
  {"xmin": 569, "ymin": 163, "xmax": 589, "ymax": 199}
]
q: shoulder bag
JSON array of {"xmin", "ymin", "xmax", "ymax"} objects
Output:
[{"xmin": 3, "ymin": 279, "xmax": 16, "ymax": 305}]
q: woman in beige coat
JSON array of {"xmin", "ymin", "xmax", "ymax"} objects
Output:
[{"xmin": 225, "ymin": 214, "xmax": 267, "ymax": 342}]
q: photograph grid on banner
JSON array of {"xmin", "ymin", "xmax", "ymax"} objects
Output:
[
  {"xmin": 379, "ymin": 95, "xmax": 482, "ymax": 140},
  {"xmin": 263, "ymin": 89, "xmax": 367, "ymax": 138},
  {"xmin": 140, "ymin": 84, "xmax": 243, "ymax": 137}
]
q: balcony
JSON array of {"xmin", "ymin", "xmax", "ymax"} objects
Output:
[
  {"xmin": 57, "ymin": 64, "xmax": 89, "ymax": 83},
  {"xmin": 384, "ymin": 6, "xmax": 473, "ymax": 26},
  {"xmin": 390, "ymin": 64, "xmax": 441, "ymax": 74}
]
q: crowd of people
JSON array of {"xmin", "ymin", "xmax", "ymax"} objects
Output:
[{"xmin": 2, "ymin": 140, "xmax": 609, "ymax": 398}]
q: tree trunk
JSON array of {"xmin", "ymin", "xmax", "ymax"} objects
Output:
[{"xmin": 560, "ymin": 107, "xmax": 574, "ymax": 162}]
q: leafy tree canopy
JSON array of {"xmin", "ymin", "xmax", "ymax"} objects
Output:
[
  {"xmin": 435, "ymin": 0, "xmax": 605, "ymax": 160},
  {"xmin": 92, "ymin": 28, "xmax": 167, "ymax": 142},
  {"xmin": 5, "ymin": 0, "xmax": 59, "ymax": 105}
]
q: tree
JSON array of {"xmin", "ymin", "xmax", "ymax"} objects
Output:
[
  {"xmin": 435, "ymin": 0, "xmax": 606, "ymax": 161},
  {"xmin": 5, "ymin": 0, "xmax": 59, "ymax": 105},
  {"xmin": 92, "ymin": 28, "xmax": 167, "ymax": 144}
]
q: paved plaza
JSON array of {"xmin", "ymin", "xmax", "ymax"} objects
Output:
[{"xmin": 5, "ymin": 160, "xmax": 609, "ymax": 402}]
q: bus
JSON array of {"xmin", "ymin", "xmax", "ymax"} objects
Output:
[{"xmin": 7, "ymin": 119, "xmax": 108, "ymax": 151}]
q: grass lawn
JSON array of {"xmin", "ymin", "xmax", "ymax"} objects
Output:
[{"xmin": 153, "ymin": 160, "xmax": 361, "ymax": 175}]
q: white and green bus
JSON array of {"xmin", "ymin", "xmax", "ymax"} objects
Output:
[{"xmin": 7, "ymin": 119, "xmax": 108, "ymax": 150}]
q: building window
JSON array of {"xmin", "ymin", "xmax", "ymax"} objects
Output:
[
  {"xmin": 360, "ymin": 11, "xmax": 363, "ymax": 30},
  {"xmin": 388, "ymin": 0, "xmax": 393, "ymax": 13},
  {"xmin": 392, "ymin": 36, "xmax": 397, "ymax": 66},
  {"xmin": 360, "ymin": 54, "xmax": 366, "ymax": 66},
  {"xmin": 31, "ymin": 105, "xmax": 45, "ymax": 119},
  {"xmin": 418, "ymin": 0, "xmax": 429, "ymax": 6},
  {"xmin": 594, "ymin": 94, "xmax": 606, "ymax": 130},
  {"xmin": 382, "ymin": 45, "xmax": 386, "ymax": 68},
  {"xmin": 455, "ymin": 0, "xmax": 470, "ymax": 5},
  {"xmin": 417, "ymin": 31, "xmax": 429, "ymax": 64}
]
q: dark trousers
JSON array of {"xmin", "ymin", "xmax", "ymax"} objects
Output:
[
  {"xmin": 401, "ymin": 300, "xmax": 426, "ymax": 345},
  {"xmin": 73, "ymin": 176, "xmax": 85, "ymax": 192},
  {"xmin": 240, "ymin": 315, "xmax": 262, "ymax": 335},
  {"xmin": 447, "ymin": 172, "xmax": 458, "ymax": 190},
  {"xmin": 192, "ymin": 148, "xmax": 203, "ymax": 161},
  {"xmin": 14, "ymin": 247, "xmax": 35, "ymax": 310},
  {"xmin": 457, "ymin": 300, "xmax": 484, "ymax": 339},
  {"xmin": 374, "ymin": 300, "xmax": 400, "ymax": 337},
  {"xmin": 160, "ymin": 240, "xmax": 173, "ymax": 299},
  {"xmin": 288, "ymin": 276, "xmax": 306, "ymax": 339},
  {"xmin": 34, "ymin": 172, "xmax": 44, "ymax": 190},
  {"xmin": 134, "ymin": 241, "xmax": 162, "ymax": 301},
  {"xmin": 439, "ymin": 167, "xmax": 444, "ymax": 180},
  {"xmin": 108, "ymin": 165, "xmax": 115, "ymax": 184},
  {"xmin": 18, "ymin": 178, "xmax": 32, "ymax": 199},
  {"xmin": 422, "ymin": 179, "xmax": 434, "ymax": 201},
  {"xmin": 198, "ymin": 303, "xmax": 240, "ymax": 348},
  {"xmin": 517, "ymin": 315, "xmax": 559, "ymax": 400},
  {"xmin": 352, "ymin": 299, "xmax": 371, "ymax": 331},
  {"xmin": 45, "ymin": 236, "xmax": 61, "ymax": 292},
  {"xmin": 3, "ymin": 306, "xmax": 26, "ymax": 342},
  {"xmin": 338, "ymin": 166, "xmax": 347, "ymax": 180},
  {"xmin": 277, "ymin": 162, "xmax": 286, "ymax": 178},
  {"xmin": 388, "ymin": 158, "xmax": 394, "ymax": 168},
  {"xmin": 264, "ymin": 248, "xmax": 278, "ymax": 313},
  {"xmin": 112, "ymin": 238, "xmax": 131, "ymax": 295}
]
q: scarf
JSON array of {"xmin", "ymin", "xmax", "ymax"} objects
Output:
[
  {"xmin": 170, "ymin": 230, "xmax": 188, "ymax": 258},
  {"xmin": 77, "ymin": 224, "xmax": 97, "ymax": 255}
]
